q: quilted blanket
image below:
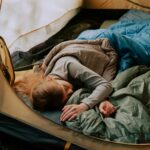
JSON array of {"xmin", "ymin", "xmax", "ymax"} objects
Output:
[{"xmin": 65, "ymin": 65, "xmax": 150, "ymax": 143}]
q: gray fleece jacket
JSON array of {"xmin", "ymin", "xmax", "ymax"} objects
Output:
[{"xmin": 42, "ymin": 39, "xmax": 118, "ymax": 108}]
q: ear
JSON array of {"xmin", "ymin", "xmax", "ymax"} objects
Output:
[{"xmin": 65, "ymin": 87, "xmax": 73, "ymax": 95}]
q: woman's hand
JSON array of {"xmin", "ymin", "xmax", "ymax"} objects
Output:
[
  {"xmin": 60, "ymin": 103, "xmax": 89, "ymax": 122},
  {"xmin": 99, "ymin": 100, "xmax": 116, "ymax": 117}
]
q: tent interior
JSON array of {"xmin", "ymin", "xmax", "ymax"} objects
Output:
[{"xmin": 0, "ymin": 0, "xmax": 150, "ymax": 150}]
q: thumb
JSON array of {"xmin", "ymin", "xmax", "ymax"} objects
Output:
[{"xmin": 99, "ymin": 106, "xmax": 107, "ymax": 114}]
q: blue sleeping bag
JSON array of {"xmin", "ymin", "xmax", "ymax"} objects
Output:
[{"xmin": 77, "ymin": 10, "xmax": 150, "ymax": 72}]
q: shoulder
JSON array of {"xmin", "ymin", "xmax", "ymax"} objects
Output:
[
  {"xmin": 56, "ymin": 56, "xmax": 79, "ymax": 63},
  {"xmin": 50, "ymin": 56, "xmax": 80, "ymax": 80},
  {"xmin": 54, "ymin": 56, "xmax": 80, "ymax": 68}
]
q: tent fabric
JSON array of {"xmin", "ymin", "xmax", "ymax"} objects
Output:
[
  {"xmin": 0, "ymin": 37, "xmax": 14, "ymax": 85},
  {"xmin": 83, "ymin": 0, "xmax": 150, "ymax": 12},
  {"xmin": 8, "ymin": 0, "xmax": 83, "ymax": 54},
  {"xmin": 0, "ymin": 114, "xmax": 85, "ymax": 150},
  {"xmin": 9, "ymin": 9, "xmax": 80, "ymax": 54},
  {"xmin": 11, "ymin": 19, "xmax": 101, "ymax": 70},
  {"xmin": 8, "ymin": 0, "xmax": 150, "ymax": 54},
  {"xmin": 64, "ymin": 65, "xmax": 150, "ymax": 143}
]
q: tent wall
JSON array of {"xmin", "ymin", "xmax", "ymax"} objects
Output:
[
  {"xmin": 8, "ymin": 0, "xmax": 150, "ymax": 54},
  {"xmin": 0, "ymin": 0, "xmax": 2, "ymax": 11},
  {"xmin": 83, "ymin": 0, "xmax": 150, "ymax": 12},
  {"xmin": 9, "ymin": 0, "xmax": 83, "ymax": 54},
  {"xmin": 9, "ymin": 0, "xmax": 150, "ymax": 54}
]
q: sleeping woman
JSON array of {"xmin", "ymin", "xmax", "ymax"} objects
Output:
[{"xmin": 14, "ymin": 39, "xmax": 118, "ymax": 121}]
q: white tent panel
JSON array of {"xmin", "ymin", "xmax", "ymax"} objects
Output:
[{"xmin": 0, "ymin": 0, "xmax": 83, "ymax": 53}]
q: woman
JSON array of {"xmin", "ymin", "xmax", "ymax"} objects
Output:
[{"xmin": 14, "ymin": 39, "xmax": 117, "ymax": 121}]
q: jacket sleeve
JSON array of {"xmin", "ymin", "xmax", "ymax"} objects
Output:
[{"xmin": 68, "ymin": 61, "xmax": 113, "ymax": 108}]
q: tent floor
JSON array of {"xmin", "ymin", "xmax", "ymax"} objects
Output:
[
  {"xmin": 0, "ymin": 132, "xmax": 37, "ymax": 150},
  {"xmin": 0, "ymin": 114, "xmax": 85, "ymax": 150}
]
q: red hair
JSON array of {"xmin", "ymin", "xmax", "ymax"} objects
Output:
[
  {"xmin": 13, "ymin": 72, "xmax": 42, "ymax": 96},
  {"xmin": 13, "ymin": 72, "xmax": 64, "ymax": 111}
]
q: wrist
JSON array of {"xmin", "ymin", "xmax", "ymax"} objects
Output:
[{"xmin": 80, "ymin": 103, "xmax": 90, "ymax": 110}]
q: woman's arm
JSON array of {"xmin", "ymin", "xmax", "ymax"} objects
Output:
[
  {"xmin": 60, "ymin": 61, "xmax": 114, "ymax": 121},
  {"xmin": 68, "ymin": 61, "xmax": 113, "ymax": 108}
]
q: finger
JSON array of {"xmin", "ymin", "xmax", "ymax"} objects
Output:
[
  {"xmin": 100, "ymin": 109, "xmax": 107, "ymax": 116},
  {"xmin": 100, "ymin": 106, "xmax": 111, "ymax": 116},
  {"xmin": 62, "ymin": 105, "xmax": 71, "ymax": 111},
  {"xmin": 99, "ymin": 104, "xmax": 107, "ymax": 114},
  {"xmin": 62, "ymin": 104, "xmax": 75, "ymax": 111},
  {"xmin": 61, "ymin": 111, "xmax": 76, "ymax": 122},
  {"xmin": 60, "ymin": 106, "xmax": 76, "ymax": 120},
  {"xmin": 109, "ymin": 106, "xmax": 116, "ymax": 112},
  {"xmin": 68, "ymin": 114, "xmax": 77, "ymax": 121},
  {"xmin": 99, "ymin": 107, "xmax": 104, "ymax": 113},
  {"xmin": 108, "ymin": 102, "xmax": 115, "ymax": 108},
  {"xmin": 61, "ymin": 105, "xmax": 75, "ymax": 114},
  {"xmin": 99, "ymin": 103, "xmax": 106, "ymax": 111}
]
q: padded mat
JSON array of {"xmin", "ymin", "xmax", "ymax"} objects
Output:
[{"xmin": 100, "ymin": 20, "xmax": 118, "ymax": 28}]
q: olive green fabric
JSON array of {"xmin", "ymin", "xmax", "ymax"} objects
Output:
[{"xmin": 65, "ymin": 65, "xmax": 150, "ymax": 143}]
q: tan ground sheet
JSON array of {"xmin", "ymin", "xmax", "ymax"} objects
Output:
[{"xmin": 83, "ymin": 0, "xmax": 150, "ymax": 12}]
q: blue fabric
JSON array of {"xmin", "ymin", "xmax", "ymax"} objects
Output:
[
  {"xmin": 77, "ymin": 10, "xmax": 150, "ymax": 72},
  {"xmin": 119, "ymin": 9, "xmax": 150, "ymax": 21}
]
